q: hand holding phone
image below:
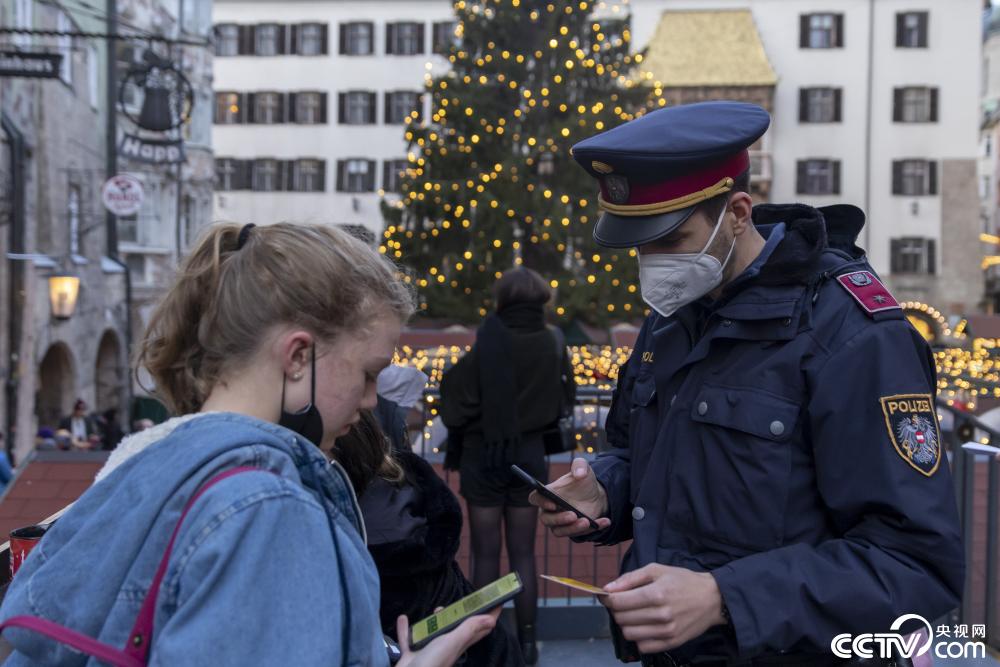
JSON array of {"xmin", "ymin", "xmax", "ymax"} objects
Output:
[
  {"xmin": 408, "ymin": 572, "xmax": 523, "ymax": 650},
  {"xmin": 516, "ymin": 458, "xmax": 611, "ymax": 537}
]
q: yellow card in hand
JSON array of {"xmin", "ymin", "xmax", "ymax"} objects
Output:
[{"xmin": 541, "ymin": 575, "xmax": 609, "ymax": 596}]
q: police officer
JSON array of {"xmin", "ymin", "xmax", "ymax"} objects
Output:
[{"xmin": 529, "ymin": 101, "xmax": 964, "ymax": 666}]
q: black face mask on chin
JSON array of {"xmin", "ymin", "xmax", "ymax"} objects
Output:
[{"xmin": 278, "ymin": 345, "xmax": 324, "ymax": 447}]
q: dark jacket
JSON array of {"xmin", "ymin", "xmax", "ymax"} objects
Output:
[
  {"xmin": 359, "ymin": 451, "xmax": 524, "ymax": 667},
  {"xmin": 583, "ymin": 204, "xmax": 964, "ymax": 661}
]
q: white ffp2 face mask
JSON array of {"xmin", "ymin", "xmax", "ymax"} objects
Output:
[{"xmin": 637, "ymin": 206, "xmax": 736, "ymax": 318}]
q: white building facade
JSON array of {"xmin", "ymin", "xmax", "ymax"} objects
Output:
[
  {"xmin": 213, "ymin": 0, "xmax": 983, "ymax": 312},
  {"xmin": 212, "ymin": 0, "xmax": 456, "ymax": 238}
]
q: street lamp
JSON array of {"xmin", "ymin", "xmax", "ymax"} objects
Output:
[{"xmin": 48, "ymin": 273, "xmax": 80, "ymax": 320}]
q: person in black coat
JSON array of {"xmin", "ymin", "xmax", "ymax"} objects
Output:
[
  {"xmin": 438, "ymin": 268, "xmax": 575, "ymax": 665},
  {"xmin": 333, "ymin": 410, "xmax": 523, "ymax": 667}
]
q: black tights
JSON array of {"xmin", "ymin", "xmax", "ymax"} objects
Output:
[{"xmin": 467, "ymin": 503, "xmax": 539, "ymax": 632}]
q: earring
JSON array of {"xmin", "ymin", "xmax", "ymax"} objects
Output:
[{"xmin": 292, "ymin": 372, "xmax": 302, "ymax": 380}]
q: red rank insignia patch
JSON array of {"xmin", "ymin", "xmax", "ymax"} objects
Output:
[{"xmin": 836, "ymin": 271, "xmax": 900, "ymax": 316}]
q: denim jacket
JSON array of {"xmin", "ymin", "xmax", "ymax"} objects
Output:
[{"xmin": 0, "ymin": 412, "xmax": 387, "ymax": 666}]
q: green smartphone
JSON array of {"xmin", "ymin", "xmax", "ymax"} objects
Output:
[{"xmin": 409, "ymin": 572, "xmax": 523, "ymax": 649}]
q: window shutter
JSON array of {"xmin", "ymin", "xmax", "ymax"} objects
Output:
[
  {"xmin": 238, "ymin": 25, "xmax": 254, "ymax": 55},
  {"xmin": 287, "ymin": 92, "xmax": 298, "ymax": 123},
  {"xmin": 275, "ymin": 25, "xmax": 287, "ymax": 55},
  {"xmin": 892, "ymin": 161, "xmax": 903, "ymax": 194},
  {"xmin": 928, "ymin": 160, "xmax": 937, "ymax": 195},
  {"xmin": 926, "ymin": 239, "xmax": 936, "ymax": 274},
  {"xmin": 414, "ymin": 93, "xmax": 424, "ymax": 123},
  {"xmin": 929, "ymin": 88, "xmax": 939, "ymax": 122},
  {"xmin": 890, "ymin": 239, "xmax": 901, "ymax": 273},
  {"xmin": 338, "ymin": 92, "xmax": 346, "ymax": 123},
  {"xmin": 275, "ymin": 161, "xmax": 287, "ymax": 191},
  {"xmin": 275, "ymin": 93, "xmax": 285, "ymax": 123},
  {"xmin": 383, "ymin": 160, "xmax": 391, "ymax": 191},
  {"xmin": 339, "ymin": 24, "xmax": 347, "ymax": 54},
  {"xmin": 800, "ymin": 15, "xmax": 809, "ymax": 48},
  {"xmin": 213, "ymin": 94, "xmax": 223, "ymax": 123},
  {"xmin": 317, "ymin": 161, "xmax": 326, "ymax": 192},
  {"xmin": 320, "ymin": 24, "xmax": 329, "ymax": 54},
  {"xmin": 832, "ymin": 161, "xmax": 841, "ymax": 194},
  {"xmin": 796, "ymin": 160, "xmax": 807, "ymax": 194},
  {"xmin": 245, "ymin": 93, "xmax": 256, "ymax": 123},
  {"xmin": 368, "ymin": 92, "xmax": 377, "ymax": 124},
  {"xmin": 385, "ymin": 91, "xmax": 393, "ymax": 123},
  {"xmin": 833, "ymin": 89, "xmax": 842, "ymax": 122},
  {"xmin": 336, "ymin": 160, "xmax": 346, "ymax": 191},
  {"xmin": 893, "ymin": 88, "xmax": 903, "ymax": 122},
  {"xmin": 799, "ymin": 88, "xmax": 809, "ymax": 122},
  {"xmin": 919, "ymin": 12, "xmax": 928, "ymax": 47},
  {"xmin": 366, "ymin": 160, "xmax": 376, "ymax": 191},
  {"xmin": 364, "ymin": 22, "xmax": 375, "ymax": 54},
  {"xmin": 895, "ymin": 13, "xmax": 905, "ymax": 47},
  {"xmin": 417, "ymin": 23, "xmax": 426, "ymax": 54},
  {"xmin": 835, "ymin": 14, "xmax": 844, "ymax": 47},
  {"xmin": 234, "ymin": 160, "xmax": 247, "ymax": 190},
  {"xmin": 319, "ymin": 93, "xmax": 328, "ymax": 124},
  {"xmin": 386, "ymin": 23, "xmax": 396, "ymax": 55},
  {"xmin": 290, "ymin": 25, "xmax": 300, "ymax": 55}
]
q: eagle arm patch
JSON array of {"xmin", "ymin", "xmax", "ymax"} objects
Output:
[{"xmin": 880, "ymin": 394, "xmax": 941, "ymax": 477}]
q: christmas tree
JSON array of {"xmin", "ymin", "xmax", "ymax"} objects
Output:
[{"xmin": 381, "ymin": 0, "xmax": 665, "ymax": 325}]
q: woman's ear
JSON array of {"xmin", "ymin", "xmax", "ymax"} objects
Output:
[
  {"xmin": 729, "ymin": 192, "xmax": 754, "ymax": 236},
  {"xmin": 275, "ymin": 330, "xmax": 314, "ymax": 378}
]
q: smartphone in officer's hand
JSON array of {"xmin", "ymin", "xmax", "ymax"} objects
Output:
[
  {"xmin": 511, "ymin": 464, "xmax": 600, "ymax": 531},
  {"xmin": 409, "ymin": 572, "xmax": 523, "ymax": 649}
]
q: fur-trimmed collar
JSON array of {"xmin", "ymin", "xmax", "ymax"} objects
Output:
[{"xmin": 94, "ymin": 413, "xmax": 217, "ymax": 483}]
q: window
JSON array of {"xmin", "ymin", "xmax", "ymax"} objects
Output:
[
  {"xmin": 56, "ymin": 11, "xmax": 73, "ymax": 85},
  {"xmin": 295, "ymin": 23, "xmax": 327, "ymax": 55},
  {"xmin": 800, "ymin": 13, "xmax": 843, "ymax": 49},
  {"xmin": 292, "ymin": 92, "xmax": 327, "ymax": 124},
  {"xmin": 215, "ymin": 158, "xmax": 247, "ymax": 191},
  {"xmin": 386, "ymin": 22, "xmax": 424, "ymax": 55},
  {"xmin": 253, "ymin": 159, "xmax": 280, "ymax": 191},
  {"xmin": 893, "ymin": 87, "xmax": 938, "ymax": 123},
  {"xmin": 214, "ymin": 24, "xmax": 239, "ymax": 56},
  {"xmin": 896, "ymin": 12, "xmax": 928, "ymax": 48},
  {"xmin": 799, "ymin": 88, "xmax": 842, "ymax": 123},
  {"xmin": 383, "ymin": 159, "xmax": 409, "ymax": 192},
  {"xmin": 214, "ymin": 92, "xmax": 243, "ymax": 124},
  {"xmin": 117, "ymin": 43, "xmax": 143, "ymax": 111},
  {"xmin": 255, "ymin": 24, "xmax": 281, "ymax": 56},
  {"xmin": 340, "ymin": 22, "xmax": 374, "ymax": 55},
  {"xmin": 433, "ymin": 21, "xmax": 458, "ymax": 54},
  {"xmin": 892, "ymin": 160, "xmax": 937, "ymax": 196},
  {"xmin": 14, "ymin": 0, "xmax": 32, "ymax": 50},
  {"xmin": 68, "ymin": 186, "xmax": 81, "ymax": 256},
  {"xmin": 890, "ymin": 238, "xmax": 936, "ymax": 274},
  {"xmin": 125, "ymin": 254, "xmax": 147, "ymax": 284},
  {"xmin": 88, "ymin": 46, "xmax": 99, "ymax": 109},
  {"xmin": 339, "ymin": 91, "xmax": 376, "ymax": 124},
  {"xmin": 385, "ymin": 91, "xmax": 421, "ymax": 124},
  {"xmin": 252, "ymin": 92, "xmax": 283, "ymax": 123},
  {"xmin": 796, "ymin": 159, "xmax": 841, "ymax": 195},
  {"xmin": 117, "ymin": 215, "xmax": 139, "ymax": 244},
  {"xmin": 292, "ymin": 159, "xmax": 325, "ymax": 192},
  {"xmin": 337, "ymin": 159, "xmax": 376, "ymax": 192}
]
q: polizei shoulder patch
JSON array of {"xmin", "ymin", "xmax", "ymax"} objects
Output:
[
  {"xmin": 836, "ymin": 270, "xmax": 900, "ymax": 316},
  {"xmin": 880, "ymin": 394, "xmax": 941, "ymax": 477}
]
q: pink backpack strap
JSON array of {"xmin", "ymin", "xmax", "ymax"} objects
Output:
[
  {"xmin": 123, "ymin": 466, "xmax": 266, "ymax": 661},
  {"xmin": 0, "ymin": 615, "xmax": 144, "ymax": 667},
  {"xmin": 0, "ymin": 466, "xmax": 268, "ymax": 665}
]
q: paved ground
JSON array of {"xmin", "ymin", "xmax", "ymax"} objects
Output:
[{"xmin": 533, "ymin": 639, "xmax": 1000, "ymax": 666}]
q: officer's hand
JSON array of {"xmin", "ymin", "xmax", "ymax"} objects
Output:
[
  {"xmin": 602, "ymin": 563, "xmax": 727, "ymax": 654},
  {"xmin": 529, "ymin": 457, "xmax": 611, "ymax": 537},
  {"xmin": 395, "ymin": 607, "xmax": 500, "ymax": 667}
]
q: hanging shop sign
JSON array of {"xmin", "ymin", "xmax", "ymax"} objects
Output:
[
  {"xmin": 101, "ymin": 174, "xmax": 144, "ymax": 216},
  {"xmin": 118, "ymin": 51, "xmax": 194, "ymax": 165},
  {"xmin": 0, "ymin": 51, "xmax": 62, "ymax": 79}
]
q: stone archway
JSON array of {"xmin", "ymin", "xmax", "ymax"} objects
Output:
[
  {"xmin": 95, "ymin": 330, "xmax": 123, "ymax": 412},
  {"xmin": 37, "ymin": 343, "xmax": 76, "ymax": 430}
]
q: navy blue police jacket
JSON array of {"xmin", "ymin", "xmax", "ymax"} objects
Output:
[{"xmin": 584, "ymin": 203, "xmax": 965, "ymax": 660}]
